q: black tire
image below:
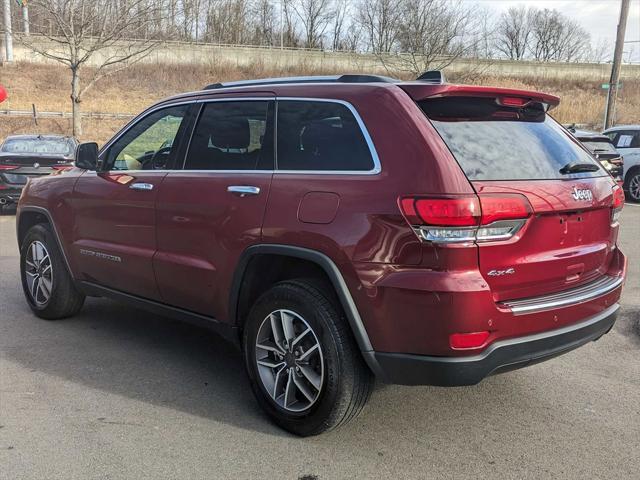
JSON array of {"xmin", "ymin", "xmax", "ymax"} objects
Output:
[
  {"xmin": 20, "ymin": 223, "xmax": 85, "ymax": 320},
  {"xmin": 243, "ymin": 279, "xmax": 373, "ymax": 436},
  {"xmin": 624, "ymin": 169, "xmax": 640, "ymax": 203}
]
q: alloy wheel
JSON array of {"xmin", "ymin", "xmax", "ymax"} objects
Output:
[
  {"xmin": 24, "ymin": 240, "xmax": 53, "ymax": 306},
  {"xmin": 255, "ymin": 309, "xmax": 324, "ymax": 413},
  {"xmin": 629, "ymin": 174, "xmax": 640, "ymax": 201}
]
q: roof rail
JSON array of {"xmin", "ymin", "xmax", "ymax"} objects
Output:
[
  {"xmin": 416, "ymin": 70, "xmax": 446, "ymax": 84},
  {"xmin": 203, "ymin": 74, "xmax": 398, "ymax": 90}
]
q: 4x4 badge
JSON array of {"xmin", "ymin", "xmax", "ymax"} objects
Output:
[{"xmin": 571, "ymin": 187, "xmax": 593, "ymax": 201}]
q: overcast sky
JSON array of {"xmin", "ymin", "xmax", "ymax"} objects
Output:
[{"xmin": 467, "ymin": 0, "xmax": 640, "ymax": 62}]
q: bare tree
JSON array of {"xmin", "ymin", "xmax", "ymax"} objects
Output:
[
  {"xmin": 21, "ymin": 0, "xmax": 162, "ymax": 136},
  {"xmin": 356, "ymin": 0, "xmax": 401, "ymax": 54},
  {"xmin": 290, "ymin": 0, "xmax": 333, "ymax": 49},
  {"xmin": 530, "ymin": 8, "xmax": 590, "ymax": 62},
  {"xmin": 495, "ymin": 6, "xmax": 533, "ymax": 60},
  {"xmin": 391, "ymin": 0, "xmax": 483, "ymax": 76},
  {"xmin": 330, "ymin": 0, "xmax": 348, "ymax": 51},
  {"xmin": 250, "ymin": 0, "xmax": 276, "ymax": 46}
]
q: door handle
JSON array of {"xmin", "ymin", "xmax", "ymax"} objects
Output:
[
  {"xmin": 130, "ymin": 183, "xmax": 154, "ymax": 191},
  {"xmin": 227, "ymin": 185, "xmax": 260, "ymax": 197}
]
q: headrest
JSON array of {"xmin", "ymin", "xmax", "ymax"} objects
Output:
[
  {"xmin": 301, "ymin": 122, "xmax": 340, "ymax": 156},
  {"xmin": 210, "ymin": 118, "xmax": 250, "ymax": 150}
]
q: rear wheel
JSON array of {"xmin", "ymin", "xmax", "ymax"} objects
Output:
[
  {"xmin": 20, "ymin": 223, "xmax": 85, "ymax": 319},
  {"xmin": 243, "ymin": 279, "xmax": 373, "ymax": 436},
  {"xmin": 625, "ymin": 169, "xmax": 640, "ymax": 202}
]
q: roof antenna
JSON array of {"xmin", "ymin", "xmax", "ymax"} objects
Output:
[{"xmin": 416, "ymin": 70, "xmax": 446, "ymax": 84}]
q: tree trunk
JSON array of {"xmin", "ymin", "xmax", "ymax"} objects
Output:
[{"xmin": 71, "ymin": 69, "xmax": 82, "ymax": 137}]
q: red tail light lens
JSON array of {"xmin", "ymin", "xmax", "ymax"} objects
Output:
[
  {"xmin": 413, "ymin": 197, "xmax": 480, "ymax": 226},
  {"xmin": 400, "ymin": 194, "xmax": 532, "ymax": 244},
  {"xmin": 0, "ymin": 165, "xmax": 18, "ymax": 171},
  {"xmin": 612, "ymin": 185, "xmax": 625, "ymax": 209},
  {"xmin": 479, "ymin": 195, "xmax": 532, "ymax": 224},
  {"xmin": 450, "ymin": 331, "xmax": 490, "ymax": 350},
  {"xmin": 612, "ymin": 185, "xmax": 624, "ymax": 223}
]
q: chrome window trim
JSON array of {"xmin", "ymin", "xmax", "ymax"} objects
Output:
[
  {"xmin": 275, "ymin": 97, "xmax": 381, "ymax": 176},
  {"xmin": 98, "ymin": 96, "xmax": 382, "ymax": 176}
]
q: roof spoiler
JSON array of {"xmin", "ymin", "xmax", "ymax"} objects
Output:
[{"xmin": 400, "ymin": 84, "xmax": 560, "ymax": 111}]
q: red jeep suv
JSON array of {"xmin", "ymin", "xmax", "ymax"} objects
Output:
[{"xmin": 16, "ymin": 74, "xmax": 627, "ymax": 436}]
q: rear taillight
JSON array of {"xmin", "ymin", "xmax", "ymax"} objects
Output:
[
  {"xmin": 399, "ymin": 194, "xmax": 532, "ymax": 244},
  {"xmin": 612, "ymin": 185, "xmax": 624, "ymax": 223},
  {"xmin": 0, "ymin": 165, "xmax": 18, "ymax": 171}
]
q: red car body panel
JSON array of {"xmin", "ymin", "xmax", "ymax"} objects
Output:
[{"xmin": 16, "ymin": 79, "xmax": 626, "ymax": 385}]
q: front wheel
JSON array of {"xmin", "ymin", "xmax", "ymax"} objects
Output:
[
  {"xmin": 243, "ymin": 279, "xmax": 373, "ymax": 436},
  {"xmin": 20, "ymin": 223, "xmax": 85, "ymax": 319}
]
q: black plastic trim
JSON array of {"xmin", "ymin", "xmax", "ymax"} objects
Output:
[
  {"xmin": 17, "ymin": 205, "xmax": 75, "ymax": 277},
  {"xmin": 78, "ymin": 281, "xmax": 240, "ymax": 347},
  {"xmin": 366, "ymin": 304, "xmax": 619, "ymax": 386},
  {"xmin": 230, "ymin": 245, "xmax": 374, "ymax": 354}
]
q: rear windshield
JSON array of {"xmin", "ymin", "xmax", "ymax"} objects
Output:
[
  {"xmin": 1, "ymin": 138, "xmax": 72, "ymax": 156},
  {"xmin": 420, "ymin": 97, "xmax": 604, "ymax": 181},
  {"xmin": 581, "ymin": 140, "xmax": 618, "ymax": 155}
]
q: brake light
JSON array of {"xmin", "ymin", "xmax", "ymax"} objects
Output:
[
  {"xmin": 449, "ymin": 331, "xmax": 490, "ymax": 350},
  {"xmin": 612, "ymin": 185, "xmax": 624, "ymax": 223},
  {"xmin": 0, "ymin": 165, "xmax": 18, "ymax": 171},
  {"xmin": 399, "ymin": 195, "xmax": 531, "ymax": 244},
  {"xmin": 497, "ymin": 96, "xmax": 530, "ymax": 107}
]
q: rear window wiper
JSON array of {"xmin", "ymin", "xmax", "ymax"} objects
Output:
[{"xmin": 559, "ymin": 162, "xmax": 600, "ymax": 174}]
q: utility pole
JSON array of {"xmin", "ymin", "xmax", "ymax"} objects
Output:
[
  {"xmin": 2, "ymin": 0, "xmax": 13, "ymax": 62},
  {"xmin": 280, "ymin": 0, "xmax": 284, "ymax": 50},
  {"xmin": 22, "ymin": 1, "xmax": 29, "ymax": 36},
  {"xmin": 604, "ymin": 0, "xmax": 630, "ymax": 129}
]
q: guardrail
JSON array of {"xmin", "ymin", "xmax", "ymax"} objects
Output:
[{"xmin": 0, "ymin": 109, "xmax": 135, "ymax": 119}]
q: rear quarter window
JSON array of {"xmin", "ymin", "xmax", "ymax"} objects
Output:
[
  {"xmin": 420, "ymin": 97, "xmax": 605, "ymax": 181},
  {"xmin": 276, "ymin": 100, "xmax": 375, "ymax": 172}
]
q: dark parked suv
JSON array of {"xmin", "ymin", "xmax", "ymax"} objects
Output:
[{"xmin": 16, "ymin": 75, "xmax": 627, "ymax": 436}]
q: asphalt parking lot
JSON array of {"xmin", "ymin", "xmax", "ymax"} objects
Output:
[{"xmin": 0, "ymin": 206, "xmax": 639, "ymax": 480}]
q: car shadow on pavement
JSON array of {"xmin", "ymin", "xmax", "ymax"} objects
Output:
[{"xmin": 2, "ymin": 296, "xmax": 288, "ymax": 436}]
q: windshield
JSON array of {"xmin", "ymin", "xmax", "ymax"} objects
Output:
[
  {"xmin": 420, "ymin": 97, "xmax": 604, "ymax": 181},
  {"xmin": 1, "ymin": 138, "xmax": 73, "ymax": 156}
]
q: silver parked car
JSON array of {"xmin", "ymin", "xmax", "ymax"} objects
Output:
[{"xmin": 603, "ymin": 125, "xmax": 640, "ymax": 202}]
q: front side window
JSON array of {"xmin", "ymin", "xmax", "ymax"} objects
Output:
[
  {"xmin": 183, "ymin": 101, "xmax": 273, "ymax": 170},
  {"xmin": 105, "ymin": 105, "xmax": 189, "ymax": 171},
  {"xmin": 276, "ymin": 101, "xmax": 375, "ymax": 172}
]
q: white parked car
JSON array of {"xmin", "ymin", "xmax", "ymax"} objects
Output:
[{"xmin": 603, "ymin": 125, "xmax": 640, "ymax": 202}]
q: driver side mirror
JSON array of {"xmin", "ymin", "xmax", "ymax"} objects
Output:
[{"xmin": 75, "ymin": 142, "xmax": 99, "ymax": 170}]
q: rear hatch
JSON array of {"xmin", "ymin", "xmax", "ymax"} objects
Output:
[
  {"xmin": 406, "ymin": 86, "xmax": 621, "ymax": 301},
  {"xmin": 0, "ymin": 154, "xmax": 73, "ymax": 184}
]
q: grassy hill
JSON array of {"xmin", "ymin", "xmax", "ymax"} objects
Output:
[{"xmin": 1, "ymin": 61, "xmax": 638, "ymax": 145}]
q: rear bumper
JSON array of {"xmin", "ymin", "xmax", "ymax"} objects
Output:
[
  {"xmin": 365, "ymin": 303, "xmax": 619, "ymax": 386},
  {"xmin": 0, "ymin": 187, "xmax": 22, "ymax": 204}
]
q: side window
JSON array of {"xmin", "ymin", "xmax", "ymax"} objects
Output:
[
  {"xmin": 183, "ymin": 101, "xmax": 273, "ymax": 170},
  {"xmin": 276, "ymin": 100, "xmax": 375, "ymax": 172},
  {"xmin": 105, "ymin": 105, "xmax": 189, "ymax": 171},
  {"xmin": 612, "ymin": 131, "xmax": 640, "ymax": 149}
]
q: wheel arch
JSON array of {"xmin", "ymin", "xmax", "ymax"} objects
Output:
[
  {"xmin": 17, "ymin": 206, "xmax": 75, "ymax": 278},
  {"xmin": 230, "ymin": 245, "xmax": 374, "ymax": 354}
]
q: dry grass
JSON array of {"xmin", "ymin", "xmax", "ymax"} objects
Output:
[{"xmin": 1, "ymin": 61, "xmax": 638, "ymax": 143}]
